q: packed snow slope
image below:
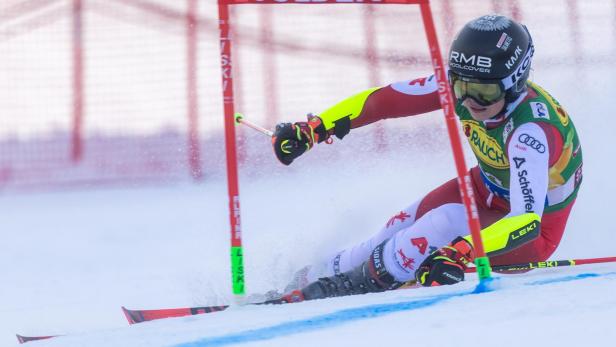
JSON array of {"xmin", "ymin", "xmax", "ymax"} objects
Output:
[{"xmin": 14, "ymin": 268, "xmax": 616, "ymax": 347}]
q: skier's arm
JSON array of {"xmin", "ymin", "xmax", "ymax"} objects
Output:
[
  {"xmin": 317, "ymin": 76, "xmax": 441, "ymax": 139},
  {"xmin": 463, "ymin": 122, "xmax": 551, "ymax": 257},
  {"xmin": 272, "ymin": 76, "xmax": 441, "ymax": 165}
]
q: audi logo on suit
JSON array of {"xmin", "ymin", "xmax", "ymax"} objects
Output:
[{"xmin": 518, "ymin": 133, "xmax": 546, "ymax": 153}]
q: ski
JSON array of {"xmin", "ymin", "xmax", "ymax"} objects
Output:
[
  {"xmin": 119, "ymin": 254, "xmax": 616, "ymax": 324},
  {"xmin": 16, "ymin": 334, "xmax": 58, "ymax": 344},
  {"xmin": 121, "ymin": 296, "xmax": 296, "ymax": 324},
  {"xmin": 121, "ymin": 282, "xmax": 420, "ymax": 324},
  {"xmin": 122, "ymin": 305, "xmax": 230, "ymax": 324}
]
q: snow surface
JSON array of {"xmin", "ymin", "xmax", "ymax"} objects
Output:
[
  {"xmin": 11, "ymin": 269, "xmax": 616, "ymax": 347},
  {"xmin": 2, "ymin": 2, "xmax": 616, "ymax": 347}
]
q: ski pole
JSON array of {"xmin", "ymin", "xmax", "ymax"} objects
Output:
[
  {"xmin": 234, "ymin": 113, "xmax": 273, "ymax": 137},
  {"xmin": 465, "ymin": 256, "xmax": 616, "ymax": 273}
]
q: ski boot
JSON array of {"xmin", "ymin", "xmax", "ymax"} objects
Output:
[{"xmin": 300, "ymin": 241, "xmax": 403, "ymax": 301}]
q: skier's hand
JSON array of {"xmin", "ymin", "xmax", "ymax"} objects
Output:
[
  {"xmin": 415, "ymin": 237, "xmax": 475, "ymax": 287},
  {"xmin": 272, "ymin": 115, "xmax": 328, "ymax": 165}
]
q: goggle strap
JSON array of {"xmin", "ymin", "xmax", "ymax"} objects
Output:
[{"xmin": 500, "ymin": 43, "xmax": 534, "ymax": 90}]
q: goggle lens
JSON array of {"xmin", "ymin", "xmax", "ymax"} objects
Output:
[{"xmin": 451, "ymin": 76, "xmax": 505, "ymax": 106}]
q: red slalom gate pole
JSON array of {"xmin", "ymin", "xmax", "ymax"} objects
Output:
[
  {"xmin": 419, "ymin": 1, "xmax": 492, "ymax": 282},
  {"xmin": 217, "ymin": 1, "xmax": 245, "ymax": 298}
]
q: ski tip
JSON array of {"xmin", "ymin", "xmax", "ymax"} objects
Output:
[
  {"xmin": 16, "ymin": 334, "xmax": 57, "ymax": 344},
  {"xmin": 16, "ymin": 334, "xmax": 25, "ymax": 344},
  {"xmin": 121, "ymin": 306, "xmax": 137, "ymax": 325}
]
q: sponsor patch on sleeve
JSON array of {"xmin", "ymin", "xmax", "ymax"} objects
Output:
[
  {"xmin": 530, "ymin": 102, "xmax": 549, "ymax": 119},
  {"xmin": 391, "ymin": 75, "xmax": 438, "ymax": 96}
]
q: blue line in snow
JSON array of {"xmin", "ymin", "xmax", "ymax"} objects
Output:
[
  {"xmin": 527, "ymin": 271, "xmax": 616, "ymax": 285},
  {"xmin": 175, "ymin": 291, "xmax": 471, "ymax": 347},
  {"xmin": 175, "ymin": 271, "xmax": 615, "ymax": 347}
]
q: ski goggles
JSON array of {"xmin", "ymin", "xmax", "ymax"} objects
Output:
[
  {"xmin": 449, "ymin": 72, "xmax": 507, "ymax": 106},
  {"xmin": 449, "ymin": 43, "xmax": 535, "ymax": 106}
]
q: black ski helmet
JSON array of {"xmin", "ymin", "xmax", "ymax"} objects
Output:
[{"xmin": 448, "ymin": 15, "xmax": 534, "ymax": 103}]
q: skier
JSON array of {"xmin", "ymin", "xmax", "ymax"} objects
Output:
[{"xmin": 270, "ymin": 15, "xmax": 583, "ymax": 301}]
